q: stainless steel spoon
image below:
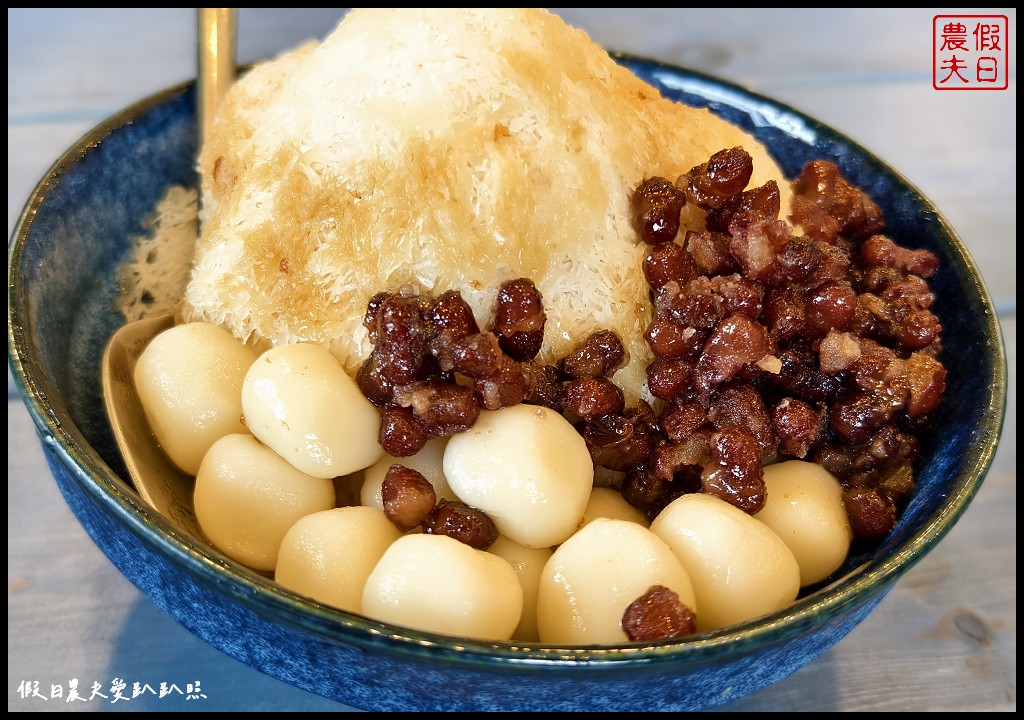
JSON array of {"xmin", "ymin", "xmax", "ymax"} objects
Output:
[{"xmin": 101, "ymin": 9, "xmax": 236, "ymax": 536}]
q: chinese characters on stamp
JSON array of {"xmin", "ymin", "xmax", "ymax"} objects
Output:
[
  {"xmin": 14, "ymin": 679, "xmax": 208, "ymax": 703},
  {"xmin": 933, "ymin": 15, "xmax": 1009, "ymax": 90}
]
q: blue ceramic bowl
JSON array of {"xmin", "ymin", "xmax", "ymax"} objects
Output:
[{"xmin": 6, "ymin": 56, "xmax": 1007, "ymax": 712}]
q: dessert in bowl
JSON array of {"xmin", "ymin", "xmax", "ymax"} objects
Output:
[{"xmin": 6, "ymin": 8, "xmax": 1005, "ymax": 712}]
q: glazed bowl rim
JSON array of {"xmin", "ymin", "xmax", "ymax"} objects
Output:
[{"xmin": 7, "ymin": 54, "xmax": 1007, "ymax": 672}]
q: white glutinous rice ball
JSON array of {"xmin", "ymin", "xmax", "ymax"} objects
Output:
[
  {"xmin": 580, "ymin": 486, "xmax": 649, "ymax": 527},
  {"xmin": 754, "ymin": 460, "xmax": 853, "ymax": 586},
  {"xmin": 241, "ymin": 342, "xmax": 383, "ymax": 478},
  {"xmin": 537, "ymin": 518, "xmax": 697, "ymax": 645},
  {"xmin": 443, "ymin": 404, "xmax": 593, "ymax": 548},
  {"xmin": 194, "ymin": 433, "xmax": 335, "ymax": 572},
  {"xmin": 650, "ymin": 493, "xmax": 800, "ymax": 632},
  {"xmin": 276, "ymin": 506, "xmax": 401, "ymax": 613},
  {"xmin": 487, "ymin": 535, "xmax": 552, "ymax": 642},
  {"xmin": 134, "ymin": 321, "xmax": 256, "ymax": 475},
  {"xmin": 362, "ymin": 533, "xmax": 523, "ymax": 641}
]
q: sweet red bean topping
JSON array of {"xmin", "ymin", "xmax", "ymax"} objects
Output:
[
  {"xmin": 763, "ymin": 285, "xmax": 806, "ymax": 342},
  {"xmin": 694, "ymin": 314, "xmax": 769, "ymax": 403},
  {"xmin": 583, "ymin": 405, "xmax": 658, "ymax": 472},
  {"xmin": 356, "ymin": 354, "xmax": 395, "ymax": 407},
  {"xmin": 791, "ymin": 194, "xmax": 841, "ymax": 244},
  {"xmin": 805, "ymin": 240, "xmax": 852, "ymax": 288},
  {"xmin": 428, "ymin": 291, "xmax": 481, "ymax": 369},
  {"xmin": 428, "ymin": 289, "xmax": 481, "ymax": 338},
  {"xmin": 707, "ymin": 382, "xmax": 776, "ymax": 458},
  {"xmin": 805, "ymin": 281, "xmax": 858, "ymax": 337},
  {"xmin": 771, "ymin": 398, "xmax": 821, "ymax": 459},
  {"xmin": 793, "ymin": 160, "xmax": 886, "ymax": 242},
  {"xmin": 563, "ymin": 377, "xmax": 625, "ymax": 421},
  {"xmin": 706, "ymin": 180, "xmax": 781, "ymax": 233},
  {"xmin": 904, "ymin": 351, "xmax": 947, "ymax": 418},
  {"xmin": 682, "ymin": 147, "xmax": 754, "ymax": 210},
  {"xmin": 774, "ymin": 236, "xmax": 821, "ymax": 283},
  {"xmin": 379, "ymin": 403, "xmax": 429, "ymax": 457},
  {"xmin": 842, "ymin": 486, "xmax": 897, "ymax": 538},
  {"xmin": 363, "ymin": 291, "xmax": 390, "ymax": 343},
  {"xmin": 646, "ymin": 358, "xmax": 695, "ymax": 403},
  {"xmin": 523, "ymin": 361, "xmax": 565, "ymax": 411},
  {"xmin": 382, "ymin": 464, "xmax": 438, "ymax": 532},
  {"xmin": 559, "ymin": 330, "xmax": 628, "ymax": 380},
  {"xmin": 686, "ymin": 230, "xmax": 739, "ymax": 276},
  {"xmin": 861, "ymin": 234, "xmax": 939, "ymax": 278},
  {"xmin": 700, "ymin": 428, "xmax": 766, "ymax": 514},
  {"xmin": 632, "ymin": 176, "xmax": 687, "ymax": 245},
  {"xmin": 492, "ymin": 278, "xmax": 546, "ymax": 361},
  {"xmin": 654, "ymin": 282, "xmax": 723, "ymax": 331},
  {"xmin": 354, "ymin": 152, "xmax": 945, "ymax": 541},
  {"xmin": 726, "ymin": 212, "xmax": 790, "ymax": 284},
  {"xmin": 373, "ymin": 293, "xmax": 433, "ymax": 385},
  {"xmin": 645, "ymin": 315, "xmax": 705, "ymax": 360},
  {"xmin": 621, "ymin": 468, "xmax": 693, "ymax": 522},
  {"xmin": 392, "ymin": 380, "xmax": 481, "ymax": 437},
  {"xmin": 659, "ymin": 399, "xmax": 707, "ymax": 442},
  {"xmin": 621, "ymin": 584, "xmax": 698, "ymax": 642},
  {"xmin": 644, "ymin": 241, "xmax": 696, "ymax": 292},
  {"xmin": 829, "ymin": 391, "xmax": 904, "ymax": 445},
  {"xmin": 768, "ymin": 350, "xmax": 842, "ymax": 403},
  {"xmin": 649, "ymin": 432, "xmax": 711, "ymax": 483},
  {"xmin": 421, "ymin": 500, "xmax": 499, "ymax": 550},
  {"xmin": 818, "ymin": 330, "xmax": 862, "ymax": 374},
  {"xmin": 448, "ymin": 332, "xmax": 505, "ymax": 378},
  {"xmin": 473, "ymin": 355, "xmax": 529, "ymax": 410},
  {"xmin": 707, "ymin": 274, "xmax": 764, "ymax": 319}
]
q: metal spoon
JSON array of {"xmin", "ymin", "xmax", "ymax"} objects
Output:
[{"xmin": 101, "ymin": 9, "xmax": 236, "ymax": 536}]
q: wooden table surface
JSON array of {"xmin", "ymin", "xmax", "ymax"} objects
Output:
[{"xmin": 7, "ymin": 8, "xmax": 1016, "ymax": 712}]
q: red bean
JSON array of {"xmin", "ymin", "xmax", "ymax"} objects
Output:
[
  {"xmin": 793, "ymin": 160, "xmax": 885, "ymax": 241},
  {"xmin": 379, "ymin": 404, "xmax": 428, "ymax": 457},
  {"xmin": 646, "ymin": 358, "xmax": 695, "ymax": 402},
  {"xmin": 643, "ymin": 241, "xmax": 696, "ymax": 293},
  {"xmin": 683, "ymin": 147, "xmax": 754, "ymax": 210},
  {"xmin": 649, "ymin": 433, "xmax": 711, "ymax": 482},
  {"xmin": 584, "ymin": 407, "xmax": 658, "ymax": 471},
  {"xmin": 771, "ymin": 398, "xmax": 821, "ymax": 459},
  {"xmin": 632, "ymin": 176, "xmax": 687, "ymax": 245},
  {"xmin": 523, "ymin": 361, "xmax": 565, "ymax": 411},
  {"xmin": 706, "ymin": 180, "xmax": 781, "ymax": 233},
  {"xmin": 686, "ymin": 230, "xmax": 738, "ymax": 276},
  {"xmin": 700, "ymin": 428, "xmax": 766, "ymax": 514},
  {"xmin": 805, "ymin": 281, "xmax": 858, "ymax": 337},
  {"xmin": 563, "ymin": 377, "xmax": 625, "ymax": 421},
  {"xmin": 861, "ymin": 234, "xmax": 939, "ymax": 278},
  {"xmin": 694, "ymin": 315, "xmax": 769, "ymax": 403},
  {"xmin": 621, "ymin": 584, "xmax": 697, "ymax": 641},
  {"xmin": 393, "ymin": 380, "xmax": 481, "ymax": 437},
  {"xmin": 708, "ymin": 382, "xmax": 777, "ymax": 458},
  {"xmin": 474, "ymin": 356, "xmax": 529, "ymax": 410},
  {"xmin": 492, "ymin": 278, "xmax": 546, "ymax": 361},
  {"xmin": 382, "ymin": 464, "xmax": 437, "ymax": 532},
  {"xmin": 559, "ymin": 330, "xmax": 627, "ymax": 379},
  {"xmin": 449, "ymin": 332, "xmax": 504, "ymax": 379},
  {"xmin": 422, "ymin": 500, "xmax": 499, "ymax": 550},
  {"xmin": 645, "ymin": 316, "xmax": 704, "ymax": 360},
  {"xmin": 842, "ymin": 486, "xmax": 897, "ymax": 538},
  {"xmin": 659, "ymin": 399, "xmax": 708, "ymax": 442},
  {"xmin": 374, "ymin": 294, "xmax": 432, "ymax": 385}
]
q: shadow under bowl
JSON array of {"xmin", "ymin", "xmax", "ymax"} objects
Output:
[{"xmin": 6, "ymin": 57, "xmax": 1007, "ymax": 711}]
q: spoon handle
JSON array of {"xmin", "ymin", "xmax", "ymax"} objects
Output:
[{"xmin": 197, "ymin": 8, "xmax": 237, "ymax": 145}]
